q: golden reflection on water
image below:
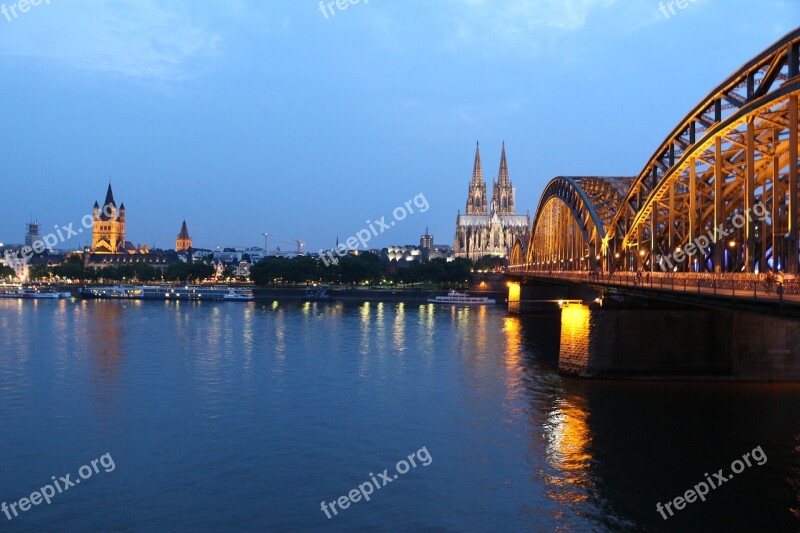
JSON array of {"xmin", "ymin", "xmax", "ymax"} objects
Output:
[
  {"xmin": 503, "ymin": 307, "xmax": 595, "ymax": 513},
  {"xmin": 242, "ymin": 305, "xmax": 254, "ymax": 370},
  {"xmin": 502, "ymin": 316, "xmax": 522, "ymax": 369},
  {"xmin": 375, "ymin": 302, "xmax": 386, "ymax": 348},
  {"xmin": 359, "ymin": 302, "xmax": 372, "ymax": 358},
  {"xmin": 542, "ymin": 394, "xmax": 594, "ymax": 506},
  {"xmin": 274, "ymin": 307, "xmax": 286, "ymax": 367},
  {"xmin": 417, "ymin": 304, "xmax": 436, "ymax": 353},
  {"xmin": 393, "ymin": 303, "xmax": 406, "ymax": 354}
]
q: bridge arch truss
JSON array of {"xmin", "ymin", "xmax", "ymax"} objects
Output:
[{"xmin": 522, "ymin": 28, "xmax": 800, "ymax": 275}]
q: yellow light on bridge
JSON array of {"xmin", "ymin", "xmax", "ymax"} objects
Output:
[{"xmin": 508, "ymin": 282, "xmax": 521, "ymax": 303}]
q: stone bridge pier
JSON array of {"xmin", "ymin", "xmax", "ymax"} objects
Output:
[{"xmin": 559, "ymin": 301, "xmax": 800, "ymax": 381}]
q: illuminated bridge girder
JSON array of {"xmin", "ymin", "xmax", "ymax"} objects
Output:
[
  {"xmin": 522, "ymin": 28, "xmax": 800, "ymax": 276},
  {"xmin": 524, "ymin": 177, "xmax": 632, "ymax": 271},
  {"xmin": 607, "ymin": 29, "xmax": 800, "ymax": 274}
]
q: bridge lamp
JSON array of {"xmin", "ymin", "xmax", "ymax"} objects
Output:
[
  {"xmin": 639, "ymin": 250, "xmax": 646, "ymax": 257},
  {"xmin": 729, "ymin": 240, "xmax": 737, "ymax": 248},
  {"xmin": 614, "ymin": 253, "xmax": 620, "ymax": 259}
]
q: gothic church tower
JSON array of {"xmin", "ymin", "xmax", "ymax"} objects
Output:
[
  {"xmin": 491, "ymin": 142, "xmax": 516, "ymax": 216},
  {"xmin": 92, "ymin": 183, "xmax": 126, "ymax": 254},
  {"xmin": 465, "ymin": 142, "xmax": 488, "ymax": 215}
]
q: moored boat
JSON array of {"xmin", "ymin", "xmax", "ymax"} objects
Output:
[
  {"xmin": 0, "ymin": 283, "xmax": 23, "ymax": 298},
  {"xmin": 20, "ymin": 288, "xmax": 60, "ymax": 299},
  {"xmin": 0, "ymin": 284, "xmax": 72, "ymax": 299},
  {"xmin": 79, "ymin": 284, "xmax": 254, "ymax": 302},
  {"xmin": 427, "ymin": 290, "xmax": 496, "ymax": 305},
  {"xmin": 304, "ymin": 285, "xmax": 331, "ymax": 301}
]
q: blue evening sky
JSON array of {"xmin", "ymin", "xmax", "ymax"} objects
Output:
[{"xmin": 0, "ymin": 0, "xmax": 797, "ymax": 252}]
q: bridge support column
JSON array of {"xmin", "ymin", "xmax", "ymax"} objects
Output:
[
  {"xmin": 746, "ymin": 118, "xmax": 756, "ymax": 273},
  {"xmin": 689, "ymin": 160, "xmax": 698, "ymax": 272},
  {"xmin": 788, "ymin": 93, "xmax": 799, "ymax": 273},
  {"xmin": 714, "ymin": 137, "xmax": 724, "ymax": 272}
]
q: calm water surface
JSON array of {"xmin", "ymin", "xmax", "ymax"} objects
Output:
[{"xmin": 0, "ymin": 298, "xmax": 799, "ymax": 531}]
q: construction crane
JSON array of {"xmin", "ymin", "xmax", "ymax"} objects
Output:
[
  {"xmin": 285, "ymin": 240, "xmax": 306, "ymax": 255},
  {"xmin": 262, "ymin": 232, "xmax": 277, "ymax": 254}
]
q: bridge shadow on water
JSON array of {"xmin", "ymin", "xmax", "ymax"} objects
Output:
[{"xmin": 513, "ymin": 311, "xmax": 800, "ymax": 532}]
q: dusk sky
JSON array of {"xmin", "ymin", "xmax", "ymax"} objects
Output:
[{"xmin": 1, "ymin": 0, "xmax": 797, "ymax": 252}]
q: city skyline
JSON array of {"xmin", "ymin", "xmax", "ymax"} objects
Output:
[{"xmin": 0, "ymin": 1, "xmax": 796, "ymax": 251}]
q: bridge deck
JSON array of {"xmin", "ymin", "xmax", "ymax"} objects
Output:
[{"xmin": 507, "ymin": 270, "xmax": 800, "ymax": 315}]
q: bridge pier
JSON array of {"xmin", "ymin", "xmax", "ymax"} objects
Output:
[
  {"xmin": 507, "ymin": 280, "xmax": 599, "ymax": 314},
  {"xmin": 559, "ymin": 302, "xmax": 800, "ymax": 381}
]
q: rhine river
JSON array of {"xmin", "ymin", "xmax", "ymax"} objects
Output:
[{"xmin": 0, "ymin": 298, "xmax": 799, "ymax": 531}]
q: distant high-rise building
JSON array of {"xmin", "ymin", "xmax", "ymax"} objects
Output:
[
  {"xmin": 176, "ymin": 220, "xmax": 192, "ymax": 251},
  {"xmin": 92, "ymin": 183, "xmax": 126, "ymax": 254},
  {"xmin": 454, "ymin": 142, "xmax": 530, "ymax": 260},
  {"xmin": 25, "ymin": 221, "xmax": 40, "ymax": 248},
  {"xmin": 420, "ymin": 227, "xmax": 433, "ymax": 250}
]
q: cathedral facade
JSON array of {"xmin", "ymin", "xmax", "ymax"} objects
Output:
[{"xmin": 453, "ymin": 142, "xmax": 530, "ymax": 261}]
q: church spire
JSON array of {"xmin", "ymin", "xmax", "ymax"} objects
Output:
[
  {"xmin": 104, "ymin": 182, "xmax": 116, "ymax": 209},
  {"xmin": 176, "ymin": 220, "xmax": 192, "ymax": 252},
  {"xmin": 498, "ymin": 141, "xmax": 510, "ymax": 185},
  {"xmin": 178, "ymin": 220, "xmax": 190, "ymax": 239},
  {"xmin": 465, "ymin": 141, "xmax": 488, "ymax": 216},
  {"xmin": 491, "ymin": 141, "xmax": 515, "ymax": 216},
  {"xmin": 471, "ymin": 141, "xmax": 483, "ymax": 185}
]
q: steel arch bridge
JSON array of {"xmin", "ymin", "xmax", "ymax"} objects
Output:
[{"xmin": 518, "ymin": 28, "xmax": 800, "ymax": 276}]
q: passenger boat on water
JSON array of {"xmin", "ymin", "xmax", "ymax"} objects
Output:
[
  {"xmin": 79, "ymin": 284, "xmax": 254, "ymax": 301},
  {"xmin": 0, "ymin": 284, "xmax": 71, "ymax": 299},
  {"xmin": 427, "ymin": 290, "xmax": 496, "ymax": 305}
]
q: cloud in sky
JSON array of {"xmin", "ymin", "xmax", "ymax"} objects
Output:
[
  {"xmin": 446, "ymin": 0, "xmax": 617, "ymax": 51},
  {"xmin": 0, "ymin": 0, "xmax": 222, "ymax": 81}
]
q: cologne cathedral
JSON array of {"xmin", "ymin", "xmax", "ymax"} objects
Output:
[{"xmin": 453, "ymin": 142, "xmax": 530, "ymax": 260}]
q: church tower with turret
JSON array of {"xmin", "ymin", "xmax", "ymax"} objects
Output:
[{"xmin": 92, "ymin": 183, "xmax": 126, "ymax": 254}]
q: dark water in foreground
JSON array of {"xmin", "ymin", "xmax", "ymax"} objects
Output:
[{"xmin": 0, "ymin": 298, "xmax": 799, "ymax": 531}]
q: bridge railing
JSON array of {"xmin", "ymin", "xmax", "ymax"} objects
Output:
[{"xmin": 506, "ymin": 267, "xmax": 798, "ymax": 302}]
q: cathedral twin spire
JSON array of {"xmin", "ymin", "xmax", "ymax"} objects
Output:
[
  {"xmin": 466, "ymin": 141, "xmax": 488, "ymax": 215},
  {"xmin": 465, "ymin": 141, "xmax": 515, "ymax": 216}
]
